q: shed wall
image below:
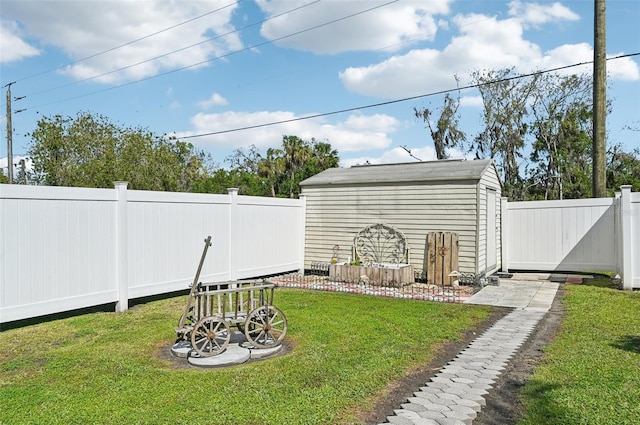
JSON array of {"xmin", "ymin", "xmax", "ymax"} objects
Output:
[
  {"xmin": 477, "ymin": 166, "xmax": 502, "ymax": 276},
  {"xmin": 302, "ymin": 180, "xmax": 480, "ymax": 275}
]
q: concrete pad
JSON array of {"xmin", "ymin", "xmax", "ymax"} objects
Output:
[
  {"xmin": 250, "ymin": 344, "xmax": 283, "ymax": 359},
  {"xmin": 176, "ymin": 330, "xmax": 284, "ymax": 367},
  {"xmin": 188, "ymin": 343, "xmax": 251, "ymax": 367},
  {"xmin": 549, "ymin": 274, "xmax": 568, "ymax": 282},
  {"xmin": 170, "ymin": 340, "xmax": 192, "ymax": 358},
  {"xmin": 464, "ymin": 280, "xmax": 558, "ymax": 311}
]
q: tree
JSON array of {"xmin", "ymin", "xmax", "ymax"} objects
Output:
[
  {"xmin": 282, "ymin": 135, "xmax": 312, "ymax": 198},
  {"xmin": 414, "ymin": 82, "xmax": 466, "ymax": 160},
  {"xmin": 192, "ymin": 168, "xmax": 269, "ymax": 196},
  {"xmin": 257, "ymin": 147, "xmax": 284, "ymax": 198},
  {"xmin": 225, "ymin": 144, "xmax": 262, "ymax": 174},
  {"xmin": 201, "ymin": 136, "xmax": 339, "ymax": 197},
  {"xmin": 303, "ymin": 139, "xmax": 339, "ymax": 177},
  {"xmin": 471, "ymin": 68, "xmax": 539, "ymax": 200},
  {"xmin": 607, "ymin": 144, "xmax": 640, "ymax": 194},
  {"xmin": 0, "ymin": 170, "xmax": 8, "ymax": 184},
  {"xmin": 27, "ymin": 112, "xmax": 211, "ymax": 191},
  {"xmin": 528, "ymin": 73, "xmax": 593, "ymax": 199}
]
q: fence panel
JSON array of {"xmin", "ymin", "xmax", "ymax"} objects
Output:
[
  {"xmin": 1, "ymin": 185, "xmax": 305, "ymax": 324},
  {"xmin": 0, "ymin": 185, "xmax": 117, "ymax": 323},
  {"xmin": 233, "ymin": 195, "xmax": 305, "ymax": 279},
  {"xmin": 126, "ymin": 191, "xmax": 232, "ymax": 299},
  {"xmin": 506, "ymin": 198, "xmax": 616, "ymax": 272},
  {"xmin": 630, "ymin": 193, "xmax": 640, "ymax": 288}
]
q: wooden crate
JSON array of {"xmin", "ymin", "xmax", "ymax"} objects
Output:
[{"xmin": 329, "ymin": 263, "xmax": 414, "ymax": 287}]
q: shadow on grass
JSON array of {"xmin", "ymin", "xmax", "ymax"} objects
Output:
[
  {"xmin": 611, "ymin": 335, "xmax": 640, "ymax": 354},
  {"xmin": 0, "ymin": 289, "xmax": 189, "ymax": 332},
  {"xmin": 520, "ymin": 381, "xmax": 575, "ymax": 424},
  {"xmin": 581, "ymin": 273, "xmax": 616, "ymax": 289}
]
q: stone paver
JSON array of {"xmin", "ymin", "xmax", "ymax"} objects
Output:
[{"xmin": 379, "ymin": 277, "xmax": 559, "ymax": 424}]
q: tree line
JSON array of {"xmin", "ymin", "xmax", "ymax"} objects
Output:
[
  {"xmin": 191, "ymin": 136, "xmax": 339, "ymax": 198},
  {"xmin": 3, "ymin": 68, "xmax": 638, "ymax": 199},
  {"xmin": 2, "ymin": 111, "xmax": 339, "ymax": 198},
  {"xmin": 415, "ymin": 69, "xmax": 640, "ymax": 200}
]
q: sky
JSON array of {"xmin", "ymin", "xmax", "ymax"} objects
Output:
[{"xmin": 1, "ymin": 0, "xmax": 639, "ymax": 176}]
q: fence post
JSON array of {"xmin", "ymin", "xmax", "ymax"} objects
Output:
[
  {"xmin": 227, "ymin": 188, "xmax": 239, "ymax": 281},
  {"xmin": 299, "ymin": 194, "xmax": 307, "ymax": 274},
  {"xmin": 620, "ymin": 185, "xmax": 632, "ymax": 290},
  {"xmin": 115, "ymin": 182, "xmax": 129, "ymax": 312},
  {"xmin": 500, "ymin": 197, "xmax": 509, "ymax": 273}
]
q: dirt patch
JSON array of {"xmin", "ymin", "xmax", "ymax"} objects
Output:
[{"xmin": 358, "ymin": 285, "xmax": 565, "ymax": 424}]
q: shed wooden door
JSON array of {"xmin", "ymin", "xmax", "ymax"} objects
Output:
[{"xmin": 425, "ymin": 232, "xmax": 459, "ymax": 285}]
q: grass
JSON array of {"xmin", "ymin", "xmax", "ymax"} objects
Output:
[
  {"xmin": 519, "ymin": 279, "xmax": 640, "ymax": 425},
  {"xmin": 0, "ymin": 289, "xmax": 491, "ymax": 425}
]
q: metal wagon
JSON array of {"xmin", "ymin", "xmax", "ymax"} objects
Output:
[{"xmin": 175, "ymin": 237, "xmax": 287, "ymax": 357}]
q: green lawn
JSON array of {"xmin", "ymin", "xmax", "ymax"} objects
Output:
[
  {"xmin": 520, "ymin": 283, "xmax": 640, "ymax": 425},
  {"xmin": 0, "ymin": 289, "xmax": 491, "ymax": 425}
]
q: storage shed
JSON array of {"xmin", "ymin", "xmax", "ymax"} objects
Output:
[{"xmin": 300, "ymin": 159, "xmax": 502, "ymax": 282}]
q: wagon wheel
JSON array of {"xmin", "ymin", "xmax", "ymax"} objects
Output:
[
  {"xmin": 190, "ymin": 317, "xmax": 230, "ymax": 357},
  {"xmin": 244, "ymin": 305, "xmax": 287, "ymax": 348}
]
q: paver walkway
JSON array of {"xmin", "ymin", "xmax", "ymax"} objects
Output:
[{"xmin": 380, "ymin": 277, "xmax": 560, "ymax": 425}]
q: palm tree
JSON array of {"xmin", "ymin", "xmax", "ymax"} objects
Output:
[
  {"xmin": 258, "ymin": 147, "xmax": 284, "ymax": 197},
  {"xmin": 282, "ymin": 135, "xmax": 311, "ymax": 198}
]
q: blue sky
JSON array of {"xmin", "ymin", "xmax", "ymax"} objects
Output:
[{"xmin": 1, "ymin": 0, "xmax": 639, "ymax": 175}]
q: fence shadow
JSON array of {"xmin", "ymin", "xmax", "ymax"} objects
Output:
[{"xmin": 516, "ymin": 381, "xmax": 575, "ymax": 424}]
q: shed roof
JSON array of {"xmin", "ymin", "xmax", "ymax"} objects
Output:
[{"xmin": 300, "ymin": 159, "xmax": 494, "ymax": 186}]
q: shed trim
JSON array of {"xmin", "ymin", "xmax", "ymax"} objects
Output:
[{"xmin": 300, "ymin": 159, "xmax": 495, "ymax": 187}]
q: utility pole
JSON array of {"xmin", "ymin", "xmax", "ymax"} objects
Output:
[
  {"xmin": 593, "ymin": 0, "xmax": 607, "ymax": 198},
  {"xmin": 5, "ymin": 82, "xmax": 15, "ymax": 184}
]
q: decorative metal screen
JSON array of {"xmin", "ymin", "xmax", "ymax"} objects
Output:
[{"xmin": 353, "ymin": 223, "xmax": 408, "ymax": 265}]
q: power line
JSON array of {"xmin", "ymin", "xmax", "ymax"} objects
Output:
[
  {"xmin": 22, "ymin": 0, "xmax": 322, "ymax": 99},
  {"xmin": 179, "ymin": 52, "xmax": 640, "ymax": 140},
  {"xmin": 20, "ymin": 0, "xmax": 398, "ymax": 112},
  {"xmin": 10, "ymin": 1, "xmax": 242, "ymax": 85},
  {"xmin": 22, "ymin": 1, "xmax": 493, "ymax": 107}
]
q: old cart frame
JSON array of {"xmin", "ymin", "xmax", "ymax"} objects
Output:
[{"xmin": 176, "ymin": 237, "xmax": 287, "ymax": 357}]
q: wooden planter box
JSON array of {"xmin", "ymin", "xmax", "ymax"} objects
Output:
[{"xmin": 329, "ymin": 263, "xmax": 414, "ymax": 288}]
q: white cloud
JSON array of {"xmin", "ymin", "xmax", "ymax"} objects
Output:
[
  {"xmin": 198, "ymin": 93, "xmax": 229, "ymax": 109},
  {"xmin": 339, "ymin": 7, "xmax": 639, "ymax": 99},
  {"xmin": 536, "ymin": 44, "xmax": 640, "ymax": 81},
  {"xmin": 0, "ymin": 156, "xmax": 32, "ymax": 175},
  {"xmin": 0, "ymin": 21, "xmax": 40, "ymax": 63},
  {"xmin": 175, "ymin": 111, "xmax": 400, "ymax": 154},
  {"xmin": 256, "ymin": 0, "xmax": 451, "ymax": 54},
  {"xmin": 508, "ymin": 0, "xmax": 580, "ymax": 28},
  {"xmin": 339, "ymin": 144, "xmax": 469, "ymax": 167},
  {"xmin": 460, "ymin": 95, "xmax": 483, "ymax": 108},
  {"xmin": 1, "ymin": 0, "xmax": 242, "ymax": 83},
  {"xmin": 340, "ymin": 48, "xmax": 461, "ymax": 98}
]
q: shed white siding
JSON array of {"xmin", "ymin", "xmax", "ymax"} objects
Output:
[
  {"xmin": 301, "ymin": 159, "xmax": 502, "ymax": 278},
  {"xmin": 303, "ymin": 182, "xmax": 479, "ymax": 273}
]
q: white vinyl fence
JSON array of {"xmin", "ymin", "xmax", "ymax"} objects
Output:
[
  {"xmin": 502, "ymin": 185, "xmax": 639, "ymax": 290},
  {"xmin": 0, "ymin": 184, "xmax": 305, "ymax": 324}
]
